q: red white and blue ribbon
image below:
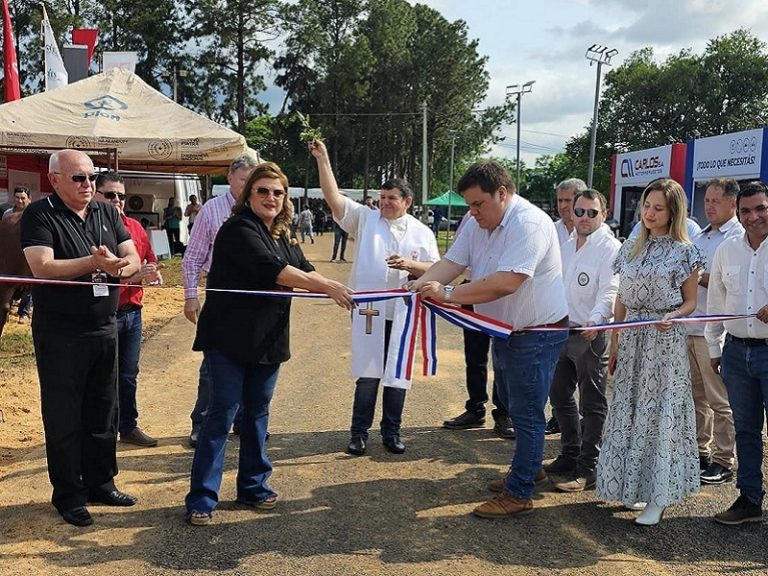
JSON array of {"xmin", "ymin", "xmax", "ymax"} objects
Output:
[{"xmin": 0, "ymin": 274, "xmax": 758, "ymax": 378}]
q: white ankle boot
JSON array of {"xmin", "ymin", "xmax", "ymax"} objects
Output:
[{"xmin": 634, "ymin": 503, "xmax": 666, "ymax": 526}]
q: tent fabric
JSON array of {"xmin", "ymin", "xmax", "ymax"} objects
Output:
[
  {"xmin": 425, "ymin": 190, "xmax": 467, "ymax": 207},
  {"xmin": 0, "ymin": 68, "xmax": 258, "ymax": 174}
]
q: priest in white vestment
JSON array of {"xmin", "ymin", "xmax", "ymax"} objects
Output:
[{"xmin": 310, "ymin": 141, "xmax": 439, "ymax": 456}]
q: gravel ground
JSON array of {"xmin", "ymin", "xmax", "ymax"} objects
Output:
[{"xmin": 0, "ymin": 234, "xmax": 766, "ymax": 576}]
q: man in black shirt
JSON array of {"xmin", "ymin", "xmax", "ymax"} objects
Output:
[{"xmin": 21, "ymin": 149, "xmax": 140, "ymax": 527}]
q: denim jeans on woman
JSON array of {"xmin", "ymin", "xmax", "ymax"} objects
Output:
[
  {"xmin": 185, "ymin": 350, "xmax": 279, "ymax": 515},
  {"xmin": 493, "ymin": 329, "xmax": 568, "ymax": 499}
]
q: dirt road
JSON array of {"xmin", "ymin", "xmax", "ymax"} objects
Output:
[{"xmin": 1, "ymin": 233, "xmax": 766, "ymax": 575}]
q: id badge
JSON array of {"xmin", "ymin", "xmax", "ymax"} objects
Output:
[{"xmin": 92, "ymin": 271, "xmax": 109, "ymax": 297}]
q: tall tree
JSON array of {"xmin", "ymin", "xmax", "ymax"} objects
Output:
[{"xmin": 184, "ymin": 0, "xmax": 281, "ymax": 133}]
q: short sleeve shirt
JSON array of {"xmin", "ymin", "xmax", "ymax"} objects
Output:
[{"xmin": 20, "ymin": 194, "xmax": 131, "ymax": 334}]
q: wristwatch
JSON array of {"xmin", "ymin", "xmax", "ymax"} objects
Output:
[{"xmin": 443, "ymin": 285, "xmax": 455, "ymax": 303}]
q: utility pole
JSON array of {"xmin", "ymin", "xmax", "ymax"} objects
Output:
[{"xmin": 421, "ymin": 101, "xmax": 429, "ymax": 223}]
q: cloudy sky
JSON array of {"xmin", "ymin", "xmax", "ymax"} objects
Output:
[
  {"xmin": 261, "ymin": 1, "xmax": 768, "ymax": 166},
  {"xmin": 413, "ymin": 0, "xmax": 768, "ymax": 165}
]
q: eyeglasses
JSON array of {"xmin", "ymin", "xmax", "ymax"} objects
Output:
[
  {"xmin": 573, "ymin": 207, "xmax": 600, "ymax": 218},
  {"xmin": 254, "ymin": 187, "xmax": 286, "ymax": 198},
  {"xmin": 98, "ymin": 191, "xmax": 126, "ymax": 201},
  {"xmin": 53, "ymin": 172, "xmax": 98, "ymax": 183}
]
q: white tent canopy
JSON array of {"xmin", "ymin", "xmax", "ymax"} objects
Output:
[{"xmin": 0, "ymin": 68, "xmax": 258, "ymax": 174}]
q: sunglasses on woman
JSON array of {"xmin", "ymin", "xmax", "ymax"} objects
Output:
[
  {"xmin": 573, "ymin": 207, "xmax": 600, "ymax": 218},
  {"xmin": 98, "ymin": 191, "xmax": 127, "ymax": 201},
  {"xmin": 254, "ymin": 187, "xmax": 286, "ymax": 198}
]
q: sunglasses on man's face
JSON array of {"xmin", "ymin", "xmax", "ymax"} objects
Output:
[
  {"xmin": 254, "ymin": 187, "xmax": 286, "ymax": 198},
  {"xmin": 98, "ymin": 191, "xmax": 126, "ymax": 201},
  {"xmin": 54, "ymin": 172, "xmax": 98, "ymax": 183},
  {"xmin": 573, "ymin": 207, "xmax": 600, "ymax": 218}
]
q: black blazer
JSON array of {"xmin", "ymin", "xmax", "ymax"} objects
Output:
[{"xmin": 193, "ymin": 210, "xmax": 314, "ymax": 364}]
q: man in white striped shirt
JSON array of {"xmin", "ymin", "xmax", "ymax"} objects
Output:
[{"xmin": 182, "ymin": 155, "xmax": 258, "ymax": 447}]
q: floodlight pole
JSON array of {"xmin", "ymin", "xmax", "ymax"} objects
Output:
[
  {"xmin": 585, "ymin": 45, "xmax": 618, "ymax": 188},
  {"xmin": 506, "ymin": 81, "xmax": 535, "ymax": 191}
]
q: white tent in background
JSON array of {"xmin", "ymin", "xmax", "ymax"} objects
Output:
[{"xmin": 0, "ymin": 68, "xmax": 259, "ymax": 174}]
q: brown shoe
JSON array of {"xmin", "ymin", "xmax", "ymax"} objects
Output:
[
  {"xmin": 489, "ymin": 469, "xmax": 547, "ymax": 493},
  {"xmin": 473, "ymin": 491, "xmax": 533, "ymax": 518},
  {"xmin": 553, "ymin": 473, "xmax": 596, "ymax": 493},
  {"xmin": 120, "ymin": 427, "xmax": 158, "ymax": 447}
]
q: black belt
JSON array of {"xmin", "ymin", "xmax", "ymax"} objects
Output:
[
  {"xmin": 542, "ymin": 315, "xmax": 569, "ymax": 329},
  {"xmin": 729, "ymin": 335, "xmax": 768, "ymax": 347},
  {"xmin": 118, "ymin": 304, "xmax": 141, "ymax": 313}
]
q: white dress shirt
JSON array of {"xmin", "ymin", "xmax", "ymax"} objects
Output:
[
  {"xmin": 561, "ymin": 226, "xmax": 621, "ymax": 326},
  {"xmin": 555, "ymin": 219, "xmax": 572, "ymax": 246},
  {"xmin": 705, "ymin": 233, "xmax": 768, "ymax": 357},
  {"xmin": 446, "ymin": 194, "xmax": 568, "ymax": 330},
  {"xmin": 687, "ymin": 216, "xmax": 744, "ymax": 336}
]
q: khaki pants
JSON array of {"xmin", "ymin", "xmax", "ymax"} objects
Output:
[{"xmin": 687, "ymin": 335, "xmax": 735, "ymax": 467}]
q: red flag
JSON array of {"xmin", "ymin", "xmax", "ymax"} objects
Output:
[
  {"xmin": 2, "ymin": 0, "xmax": 20, "ymax": 101},
  {"xmin": 72, "ymin": 28, "xmax": 98, "ymax": 65}
]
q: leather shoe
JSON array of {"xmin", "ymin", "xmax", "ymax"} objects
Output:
[
  {"xmin": 88, "ymin": 489, "xmax": 137, "ymax": 507},
  {"xmin": 120, "ymin": 427, "xmax": 158, "ymax": 447},
  {"xmin": 545, "ymin": 416, "xmax": 560, "ymax": 435},
  {"xmin": 61, "ymin": 506, "xmax": 93, "ymax": 527},
  {"xmin": 382, "ymin": 435, "xmax": 406, "ymax": 454},
  {"xmin": 700, "ymin": 462, "xmax": 734, "ymax": 485},
  {"xmin": 188, "ymin": 429, "xmax": 199, "ymax": 448},
  {"xmin": 443, "ymin": 410, "xmax": 485, "ymax": 430},
  {"xmin": 473, "ymin": 492, "xmax": 533, "ymax": 518},
  {"xmin": 493, "ymin": 415, "xmax": 515, "ymax": 439},
  {"xmin": 347, "ymin": 437, "xmax": 366, "ymax": 456}
]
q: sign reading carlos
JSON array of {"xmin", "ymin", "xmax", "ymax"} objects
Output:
[{"xmin": 615, "ymin": 145, "xmax": 672, "ymax": 185}]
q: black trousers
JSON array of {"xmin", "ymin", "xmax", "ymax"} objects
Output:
[
  {"xmin": 462, "ymin": 292, "xmax": 507, "ymax": 419},
  {"xmin": 33, "ymin": 323, "xmax": 119, "ymax": 512}
]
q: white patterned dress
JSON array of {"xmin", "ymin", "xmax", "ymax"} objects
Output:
[{"xmin": 596, "ymin": 235, "xmax": 705, "ymax": 507}]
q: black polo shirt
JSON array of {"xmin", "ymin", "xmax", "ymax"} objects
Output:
[{"xmin": 20, "ymin": 193, "xmax": 131, "ymax": 334}]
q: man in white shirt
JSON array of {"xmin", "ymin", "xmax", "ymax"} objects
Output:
[
  {"xmin": 706, "ymin": 181, "xmax": 768, "ymax": 525},
  {"xmin": 688, "ymin": 178, "xmax": 743, "ymax": 485},
  {"xmin": 554, "ymin": 178, "xmax": 587, "ymax": 246},
  {"xmin": 310, "ymin": 141, "xmax": 439, "ymax": 456},
  {"xmin": 407, "ymin": 160, "xmax": 568, "ymax": 518},
  {"xmin": 546, "ymin": 189, "xmax": 620, "ymax": 492}
]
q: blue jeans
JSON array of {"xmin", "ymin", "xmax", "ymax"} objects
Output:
[
  {"xmin": 720, "ymin": 336, "xmax": 768, "ymax": 506},
  {"xmin": 190, "ymin": 356, "xmax": 242, "ymax": 433},
  {"xmin": 116, "ymin": 307, "xmax": 142, "ymax": 435},
  {"xmin": 185, "ymin": 351, "xmax": 280, "ymax": 514},
  {"xmin": 493, "ymin": 329, "xmax": 568, "ymax": 499},
  {"xmin": 332, "ymin": 228, "xmax": 348, "ymax": 260}
]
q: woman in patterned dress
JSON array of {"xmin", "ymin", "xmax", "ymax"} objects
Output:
[{"xmin": 596, "ymin": 178, "xmax": 705, "ymax": 526}]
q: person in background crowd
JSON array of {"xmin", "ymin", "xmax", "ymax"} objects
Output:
[
  {"xmin": 3, "ymin": 186, "xmax": 31, "ymax": 219},
  {"xmin": 407, "ymin": 160, "xmax": 568, "ymax": 518},
  {"xmin": 183, "ymin": 155, "xmax": 259, "ymax": 448},
  {"xmin": 163, "ymin": 198, "xmax": 183, "ymax": 254},
  {"xmin": 4, "ymin": 186, "xmax": 33, "ymax": 321},
  {"xmin": 441, "ymin": 211, "xmax": 514, "ymax": 439},
  {"xmin": 331, "ymin": 221, "xmax": 349, "ymax": 263},
  {"xmin": 706, "ymin": 181, "xmax": 768, "ymax": 526},
  {"xmin": 298, "ymin": 204, "xmax": 315, "ymax": 244},
  {"xmin": 687, "ymin": 178, "xmax": 742, "ymax": 485},
  {"xmin": 546, "ymin": 189, "xmax": 620, "ymax": 492},
  {"xmin": 185, "ymin": 194, "xmax": 201, "ymax": 233},
  {"xmin": 185, "ymin": 162, "xmax": 354, "ymax": 526},
  {"xmin": 364, "ymin": 196, "xmax": 377, "ymax": 210},
  {"xmin": 597, "ymin": 178, "xmax": 704, "ymax": 526},
  {"xmin": 21, "ymin": 149, "xmax": 141, "ymax": 527},
  {"xmin": 96, "ymin": 171, "xmax": 163, "ymax": 448},
  {"xmin": 545, "ymin": 178, "xmax": 589, "ymax": 436},
  {"xmin": 311, "ymin": 140, "xmax": 439, "ymax": 457}
]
